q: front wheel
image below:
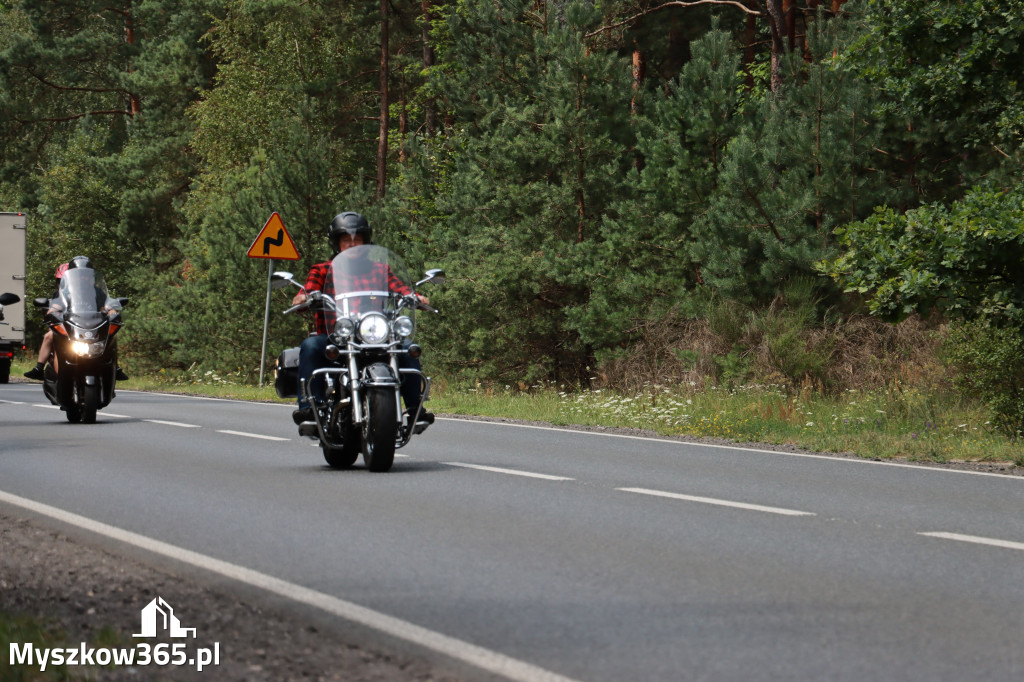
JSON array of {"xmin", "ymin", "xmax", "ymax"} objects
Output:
[
  {"xmin": 361, "ymin": 389, "xmax": 397, "ymax": 472},
  {"xmin": 81, "ymin": 383, "xmax": 99, "ymax": 424}
]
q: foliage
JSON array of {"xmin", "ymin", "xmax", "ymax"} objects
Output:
[
  {"xmin": 850, "ymin": 0, "xmax": 1024, "ymax": 202},
  {"xmin": 690, "ymin": 11, "xmax": 883, "ymax": 302},
  {"xmin": 4, "ymin": 0, "xmax": 1024, "ymax": 430},
  {"xmin": 403, "ymin": 0, "xmax": 637, "ymax": 383},
  {"xmin": 823, "ymin": 183, "xmax": 1024, "ymax": 326},
  {"xmin": 945, "ymin": 320, "xmax": 1024, "ymax": 438}
]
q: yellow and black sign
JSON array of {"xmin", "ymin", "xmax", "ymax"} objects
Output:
[{"xmin": 247, "ymin": 212, "xmax": 300, "ymax": 261}]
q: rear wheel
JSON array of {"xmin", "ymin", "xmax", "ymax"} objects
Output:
[
  {"xmin": 361, "ymin": 389, "xmax": 397, "ymax": 472},
  {"xmin": 323, "ymin": 427, "xmax": 361, "ymax": 468}
]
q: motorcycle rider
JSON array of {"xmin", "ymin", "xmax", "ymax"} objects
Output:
[
  {"xmin": 290, "ymin": 212, "xmax": 433, "ymax": 431},
  {"xmin": 24, "ymin": 258, "xmax": 128, "ymax": 381}
]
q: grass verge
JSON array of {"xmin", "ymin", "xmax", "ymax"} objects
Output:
[{"xmin": 10, "ymin": 358, "xmax": 1023, "ymax": 466}]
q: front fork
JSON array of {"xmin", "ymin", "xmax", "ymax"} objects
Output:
[{"xmin": 301, "ymin": 356, "xmax": 430, "ymax": 450}]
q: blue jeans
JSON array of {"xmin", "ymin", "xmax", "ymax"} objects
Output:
[{"xmin": 297, "ymin": 334, "xmax": 423, "ymax": 411}]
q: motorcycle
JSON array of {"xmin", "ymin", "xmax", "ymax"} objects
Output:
[
  {"xmin": 0, "ymin": 292, "xmax": 21, "ymax": 383},
  {"xmin": 32, "ymin": 261, "xmax": 127, "ymax": 423},
  {"xmin": 272, "ymin": 245, "xmax": 444, "ymax": 472}
]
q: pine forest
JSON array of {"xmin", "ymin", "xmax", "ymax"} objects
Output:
[{"xmin": 2, "ymin": 0, "xmax": 1024, "ymax": 436}]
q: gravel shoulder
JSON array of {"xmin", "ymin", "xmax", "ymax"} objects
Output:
[{"xmin": 0, "ymin": 510, "xmax": 467, "ymax": 681}]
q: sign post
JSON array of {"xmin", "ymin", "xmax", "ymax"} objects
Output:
[{"xmin": 247, "ymin": 212, "xmax": 300, "ymax": 387}]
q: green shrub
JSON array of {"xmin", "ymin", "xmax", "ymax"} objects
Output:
[{"xmin": 945, "ymin": 321, "xmax": 1024, "ymax": 437}]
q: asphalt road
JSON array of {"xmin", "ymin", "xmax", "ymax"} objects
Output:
[{"xmin": 2, "ymin": 383, "xmax": 1024, "ymax": 681}]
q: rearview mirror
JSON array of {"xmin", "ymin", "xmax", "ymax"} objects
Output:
[
  {"xmin": 416, "ymin": 269, "xmax": 446, "ymax": 287},
  {"xmin": 0, "ymin": 293, "xmax": 19, "ymax": 306},
  {"xmin": 271, "ymin": 271, "xmax": 296, "ymax": 289},
  {"xmin": 34, "ymin": 297, "xmax": 50, "ymax": 308}
]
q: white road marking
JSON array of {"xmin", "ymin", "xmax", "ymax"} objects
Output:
[
  {"xmin": 445, "ymin": 462, "xmax": 574, "ymax": 481},
  {"xmin": 0, "ymin": 399, "xmax": 26, "ymax": 405},
  {"xmin": 145, "ymin": 419, "xmax": 201, "ymax": 428},
  {"xmin": 919, "ymin": 531, "xmax": 1024, "ymax": 552},
  {"xmin": 618, "ymin": 487, "xmax": 815, "ymax": 517},
  {"xmin": 216, "ymin": 429, "xmax": 290, "ymax": 442},
  {"xmin": 0, "ymin": 490, "xmax": 582, "ymax": 682},
  {"xmin": 102, "ymin": 413, "xmax": 132, "ymax": 418},
  {"xmin": 446, "ymin": 419, "xmax": 1024, "ymax": 480},
  {"xmin": 32, "ymin": 404, "xmax": 59, "ymax": 409}
]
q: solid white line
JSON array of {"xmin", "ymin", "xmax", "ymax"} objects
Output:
[
  {"xmin": 443, "ymin": 418, "xmax": 1024, "ymax": 481},
  {"xmin": 216, "ymin": 429, "xmax": 290, "ymax": 442},
  {"xmin": 145, "ymin": 419, "xmax": 201, "ymax": 428},
  {"xmin": 445, "ymin": 462, "xmax": 575, "ymax": 481},
  {"xmin": 0, "ymin": 399, "xmax": 26, "ymax": 405},
  {"xmin": 102, "ymin": 413, "xmax": 132, "ymax": 418},
  {"xmin": 618, "ymin": 487, "xmax": 815, "ymax": 517},
  {"xmin": 32, "ymin": 404, "xmax": 59, "ymax": 409},
  {"xmin": 0, "ymin": 490, "xmax": 581, "ymax": 682},
  {"xmin": 918, "ymin": 531, "xmax": 1024, "ymax": 552}
]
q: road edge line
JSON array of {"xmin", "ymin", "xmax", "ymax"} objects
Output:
[{"xmin": 0, "ymin": 489, "xmax": 581, "ymax": 682}]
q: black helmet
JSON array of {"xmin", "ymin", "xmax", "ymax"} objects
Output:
[
  {"xmin": 328, "ymin": 212, "xmax": 372, "ymax": 253},
  {"xmin": 66, "ymin": 255, "xmax": 93, "ymax": 270}
]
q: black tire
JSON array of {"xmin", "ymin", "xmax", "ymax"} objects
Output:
[
  {"xmin": 322, "ymin": 445, "xmax": 359, "ymax": 469},
  {"xmin": 81, "ymin": 383, "xmax": 99, "ymax": 424},
  {"xmin": 361, "ymin": 389, "xmax": 398, "ymax": 472},
  {"xmin": 65, "ymin": 402, "xmax": 82, "ymax": 423}
]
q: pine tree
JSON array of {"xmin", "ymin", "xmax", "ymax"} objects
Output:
[
  {"xmin": 690, "ymin": 11, "xmax": 882, "ymax": 303},
  {"xmin": 408, "ymin": 0, "xmax": 636, "ymax": 383}
]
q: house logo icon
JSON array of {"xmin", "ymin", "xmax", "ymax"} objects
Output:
[{"xmin": 133, "ymin": 597, "xmax": 197, "ymax": 639}]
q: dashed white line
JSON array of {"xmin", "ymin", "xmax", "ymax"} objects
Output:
[
  {"xmin": 32, "ymin": 404, "xmax": 59, "ymax": 409},
  {"xmin": 145, "ymin": 419, "xmax": 201, "ymax": 428},
  {"xmin": 102, "ymin": 413, "xmax": 132, "ymax": 418},
  {"xmin": 618, "ymin": 487, "xmax": 815, "ymax": 517},
  {"xmin": 0, "ymin": 399, "xmax": 26, "ymax": 405},
  {"xmin": 216, "ymin": 429, "xmax": 290, "ymax": 442},
  {"xmin": 918, "ymin": 531, "xmax": 1024, "ymax": 552},
  {"xmin": 445, "ymin": 462, "xmax": 574, "ymax": 481}
]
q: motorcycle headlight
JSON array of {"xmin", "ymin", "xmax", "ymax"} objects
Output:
[
  {"xmin": 72, "ymin": 341, "xmax": 91, "ymax": 356},
  {"xmin": 394, "ymin": 316, "xmax": 414, "ymax": 338},
  {"xmin": 358, "ymin": 313, "xmax": 389, "ymax": 344},
  {"xmin": 332, "ymin": 317, "xmax": 356, "ymax": 343}
]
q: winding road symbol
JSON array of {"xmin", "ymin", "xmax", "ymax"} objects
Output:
[{"xmin": 263, "ymin": 229, "xmax": 284, "ymax": 255}]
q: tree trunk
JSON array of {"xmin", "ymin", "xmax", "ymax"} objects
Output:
[
  {"xmin": 631, "ymin": 41, "xmax": 645, "ymax": 116},
  {"xmin": 422, "ymin": 0, "xmax": 436, "ymax": 135},
  {"xmin": 783, "ymin": 0, "xmax": 797, "ymax": 52},
  {"xmin": 377, "ymin": 0, "xmax": 390, "ymax": 199},
  {"xmin": 764, "ymin": 0, "xmax": 787, "ymax": 93},
  {"xmin": 124, "ymin": 4, "xmax": 140, "ymax": 115}
]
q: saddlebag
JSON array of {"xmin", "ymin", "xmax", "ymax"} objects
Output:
[{"xmin": 274, "ymin": 347, "xmax": 300, "ymax": 399}]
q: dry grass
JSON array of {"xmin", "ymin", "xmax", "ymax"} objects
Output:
[{"xmin": 599, "ymin": 310, "xmax": 949, "ymax": 395}]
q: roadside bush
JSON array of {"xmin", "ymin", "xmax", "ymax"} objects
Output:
[
  {"xmin": 945, "ymin": 321, "xmax": 1024, "ymax": 438},
  {"xmin": 598, "ymin": 294, "xmax": 947, "ymax": 395}
]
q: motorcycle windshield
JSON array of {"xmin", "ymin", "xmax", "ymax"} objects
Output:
[
  {"xmin": 57, "ymin": 268, "xmax": 118, "ymax": 329},
  {"xmin": 324, "ymin": 245, "xmax": 414, "ymax": 328}
]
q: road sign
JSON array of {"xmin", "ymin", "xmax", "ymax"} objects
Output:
[{"xmin": 248, "ymin": 212, "xmax": 300, "ymax": 261}]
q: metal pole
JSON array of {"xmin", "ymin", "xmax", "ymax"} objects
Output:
[{"xmin": 259, "ymin": 258, "xmax": 274, "ymax": 388}]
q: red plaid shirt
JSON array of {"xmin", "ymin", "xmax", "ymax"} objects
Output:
[{"xmin": 303, "ymin": 261, "xmax": 412, "ymax": 335}]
